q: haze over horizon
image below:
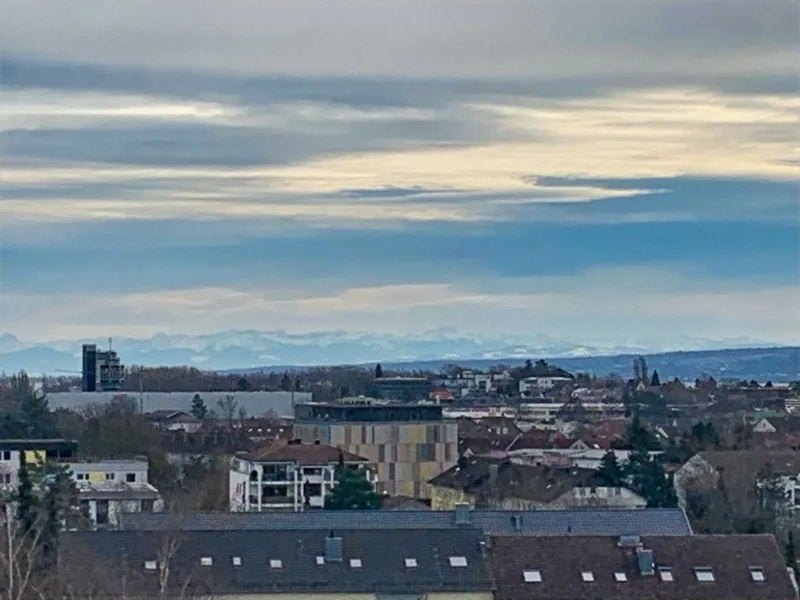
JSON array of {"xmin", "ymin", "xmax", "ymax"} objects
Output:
[{"xmin": 2, "ymin": 0, "xmax": 799, "ymax": 345}]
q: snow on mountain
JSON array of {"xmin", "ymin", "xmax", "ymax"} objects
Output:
[{"xmin": 0, "ymin": 329, "xmax": 772, "ymax": 375}]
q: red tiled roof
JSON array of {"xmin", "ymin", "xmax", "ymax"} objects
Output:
[{"xmin": 245, "ymin": 443, "xmax": 368, "ymax": 465}]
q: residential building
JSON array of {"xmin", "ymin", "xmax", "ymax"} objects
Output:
[
  {"xmin": 61, "ymin": 528, "xmax": 495, "ymax": 599},
  {"xmin": 228, "ymin": 441, "xmax": 373, "ymax": 512},
  {"xmin": 374, "ymin": 376, "xmax": 432, "ymax": 402},
  {"xmin": 0, "ymin": 439, "xmax": 78, "ymax": 491},
  {"xmin": 428, "ymin": 456, "xmax": 647, "ymax": 511},
  {"xmin": 491, "ymin": 533, "xmax": 798, "ymax": 600},
  {"xmin": 66, "ymin": 457, "xmax": 163, "ymax": 528},
  {"xmin": 143, "ymin": 410, "xmax": 203, "ymax": 433},
  {"xmin": 293, "ymin": 402, "xmax": 458, "ymax": 498},
  {"xmin": 81, "ymin": 343, "xmax": 124, "ymax": 392},
  {"xmin": 119, "ymin": 505, "xmax": 694, "ymax": 536},
  {"xmin": 674, "ymin": 450, "xmax": 800, "ymax": 512},
  {"xmin": 519, "ymin": 376, "xmax": 573, "ymax": 393}
]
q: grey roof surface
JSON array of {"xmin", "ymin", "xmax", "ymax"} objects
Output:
[
  {"xmin": 62, "ymin": 528, "xmax": 493, "ymax": 595},
  {"xmin": 119, "ymin": 507, "xmax": 693, "ymax": 536}
]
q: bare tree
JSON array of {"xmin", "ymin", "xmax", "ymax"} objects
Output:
[{"xmin": 217, "ymin": 395, "xmax": 238, "ymax": 431}]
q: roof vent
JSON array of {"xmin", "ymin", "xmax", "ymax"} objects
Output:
[
  {"xmin": 454, "ymin": 502, "xmax": 471, "ymax": 525},
  {"xmin": 636, "ymin": 548, "xmax": 654, "ymax": 576},
  {"xmin": 618, "ymin": 534, "xmax": 641, "ymax": 548},
  {"xmin": 511, "ymin": 514, "xmax": 523, "ymax": 531},
  {"xmin": 325, "ymin": 533, "xmax": 343, "ymax": 562}
]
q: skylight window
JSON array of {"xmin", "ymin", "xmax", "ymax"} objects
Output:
[
  {"xmin": 269, "ymin": 559, "xmax": 283, "ymax": 569},
  {"xmin": 232, "ymin": 556, "xmax": 242, "ymax": 566},
  {"xmin": 316, "ymin": 556, "xmax": 325, "ymax": 566},
  {"xmin": 581, "ymin": 571, "xmax": 595, "ymax": 582},
  {"xmin": 523, "ymin": 570, "xmax": 542, "ymax": 583},
  {"xmin": 349, "ymin": 558, "xmax": 363, "ymax": 568},
  {"xmin": 659, "ymin": 567, "xmax": 674, "ymax": 582},
  {"xmin": 200, "ymin": 557, "xmax": 213, "ymax": 567},
  {"xmin": 405, "ymin": 558, "xmax": 418, "ymax": 568},
  {"xmin": 695, "ymin": 567, "xmax": 715, "ymax": 582},
  {"xmin": 749, "ymin": 566, "xmax": 765, "ymax": 582},
  {"xmin": 144, "ymin": 560, "xmax": 157, "ymax": 571},
  {"xmin": 449, "ymin": 556, "xmax": 468, "ymax": 568},
  {"xmin": 614, "ymin": 572, "xmax": 627, "ymax": 582}
]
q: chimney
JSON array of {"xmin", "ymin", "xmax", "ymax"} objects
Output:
[
  {"xmin": 325, "ymin": 532, "xmax": 343, "ymax": 562},
  {"xmin": 454, "ymin": 502, "xmax": 471, "ymax": 525},
  {"xmin": 636, "ymin": 548, "xmax": 654, "ymax": 575}
]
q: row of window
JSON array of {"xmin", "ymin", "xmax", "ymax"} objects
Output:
[
  {"xmin": 143, "ymin": 555, "xmax": 468, "ymax": 570},
  {"xmin": 521, "ymin": 566, "xmax": 765, "ymax": 583},
  {"xmin": 74, "ymin": 472, "xmax": 137, "ymax": 482}
]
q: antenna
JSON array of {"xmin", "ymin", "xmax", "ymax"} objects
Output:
[{"xmin": 108, "ymin": 337, "xmax": 113, "ymax": 352}]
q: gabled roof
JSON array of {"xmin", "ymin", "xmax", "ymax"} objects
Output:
[
  {"xmin": 429, "ymin": 456, "xmax": 609, "ymax": 503},
  {"xmin": 61, "ymin": 528, "xmax": 493, "ymax": 596},
  {"xmin": 243, "ymin": 442, "xmax": 368, "ymax": 465},
  {"xmin": 119, "ymin": 507, "xmax": 693, "ymax": 536},
  {"xmin": 491, "ymin": 534, "xmax": 796, "ymax": 600}
]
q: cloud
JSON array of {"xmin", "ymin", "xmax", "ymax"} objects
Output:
[
  {"xmin": 4, "ymin": 267, "xmax": 798, "ymax": 344},
  {"xmin": 3, "ymin": 0, "xmax": 798, "ymax": 81}
]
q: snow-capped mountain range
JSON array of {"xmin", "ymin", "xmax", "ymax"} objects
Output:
[{"xmin": 0, "ymin": 329, "xmax": 771, "ymax": 375}]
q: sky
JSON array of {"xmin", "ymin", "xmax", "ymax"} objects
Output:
[{"xmin": 1, "ymin": 0, "xmax": 799, "ymax": 347}]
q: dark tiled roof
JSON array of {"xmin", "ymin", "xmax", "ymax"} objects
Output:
[
  {"xmin": 245, "ymin": 442, "xmax": 368, "ymax": 465},
  {"xmin": 698, "ymin": 450, "xmax": 800, "ymax": 477},
  {"xmin": 119, "ymin": 508, "xmax": 692, "ymax": 536},
  {"xmin": 491, "ymin": 534, "xmax": 797, "ymax": 600},
  {"xmin": 429, "ymin": 456, "xmax": 608, "ymax": 503},
  {"xmin": 61, "ymin": 528, "xmax": 493, "ymax": 595}
]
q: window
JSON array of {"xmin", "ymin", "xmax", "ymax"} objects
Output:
[
  {"xmin": 269, "ymin": 559, "xmax": 283, "ymax": 569},
  {"xmin": 523, "ymin": 570, "xmax": 542, "ymax": 583},
  {"xmin": 104, "ymin": 473, "xmax": 115, "ymax": 481},
  {"xmin": 200, "ymin": 557, "xmax": 213, "ymax": 567},
  {"xmin": 749, "ymin": 566, "xmax": 765, "ymax": 582},
  {"xmin": 1, "ymin": 451, "xmax": 11, "ymax": 461},
  {"xmin": 96, "ymin": 500, "xmax": 109, "ymax": 525},
  {"xmin": 141, "ymin": 499, "xmax": 155, "ymax": 512},
  {"xmin": 349, "ymin": 558, "xmax": 363, "ymax": 568},
  {"xmin": 315, "ymin": 556, "xmax": 325, "ymax": 566},
  {"xmin": 581, "ymin": 571, "xmax": 595, "ymax": 582},
  {"xmin": 405, "ymin": 558, "xmax": 418, "ymax": 568},
  {"xmin": 126, "ymin": 473, "xmax": 136, "ymax": 482},
  {"xmin": 232, "ymin": 556, "xmax": 242, "ymax": 566},
  {"xmin": 449, "ymin": 556, "xmax": 468, "ymax": 568},
  {"xmin": 614, "ymin": 572, "xmax": 627, "ymax": 582},
  {"xmin": 659, "ymin": 567, "xmax": 674, "ymax": 582},
  {"xmin": 2, "ymin": 474, "xmax": 11, "ymax": 484},
  {"xmin": 144, "ymin": 560, "xmax": 157, "ymax": 571},
  {"xmin": 694, "ymin": 567, "xmax": 715, "ymax": 582},
  {"xmin": 75, "ymin": 473, "xmax": 85, "ymax": 480}
]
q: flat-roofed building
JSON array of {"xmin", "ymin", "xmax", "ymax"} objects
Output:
[{"xmin": 293, "ymin": 403, "xmax": 458, "ymax": 498}]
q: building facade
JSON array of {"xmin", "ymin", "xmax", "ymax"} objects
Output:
[
  {"xmin": 81, "ymin": 343, "xmax": 124, "ymax": 392},
  {"xmin": 374, "ymin": 376, "xmax": 432, "ymax": 402},
  {"xmin": 65, "ymin": 457, "xmax": 163, "ymax": 528},
  {"xmin": 0, "ymin": 439, "xmax": 78, "ymax": 492},
  {"xmin": 229, "ymin": 442, "xmax": 373, "ymax": 512},
  {"xmin": 293, "ymin": 403, "xmax": 458, "ymax": 498}
]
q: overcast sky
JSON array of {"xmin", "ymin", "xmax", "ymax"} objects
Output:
[{"xmin": 1, "ymin": 0, "xmax": 798, "ymax": 346}]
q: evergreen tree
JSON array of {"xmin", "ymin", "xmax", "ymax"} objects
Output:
[
  {"xmin": 787, "ymin": 531, "xmax": 797, "ymax": 573},
  {"xmin": 375, "ymin": 363, "xmax": 383, "ymax": 379},
  {"xmin": 325, "ymin": 464, "xmax": 381, "ymax": 510},
  {"xmin": 16, "ymin": 460, "xmax": 38, "ymax": 533},
  {"xmin": 280, "ymin": 373, "xmax": 292, "ymax": 391},
  {"xmin": 190, "ymin": 394, "xmax": 208, "ymax": 420},
  {"xmin": 650, "ymin": 370, "xmax": 661, "ymax": 387},
  {"xmin": 597, "ymin": 450, "xmax": 625, "ymax": 486},
  {"xmin": 626, "ymin": 412, "xmax": 660, "ymax": 451}
]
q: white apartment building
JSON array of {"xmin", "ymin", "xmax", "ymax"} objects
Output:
[
  {"xmin": 519, "ymin": 376, "xmax": 574, "ymax": 393},
  {"xmin": 229, "ymin": 441, "xmax": 374, "ymax": 512},
  {"xmin": 66, "ymin": 457, "xmax": 163, "ymax": 528},
  {"xmin": 0, "ymin": 439, "xmax": 78, "ymax": 493}
]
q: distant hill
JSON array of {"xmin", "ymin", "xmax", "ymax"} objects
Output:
[{"xmin": 233, "ymin": 346, "xmax": 799, "ymax": 383}]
